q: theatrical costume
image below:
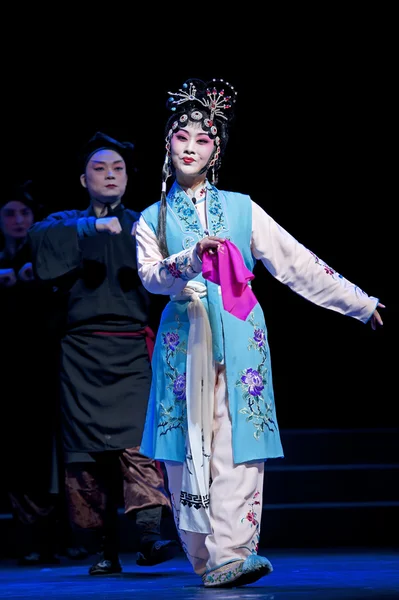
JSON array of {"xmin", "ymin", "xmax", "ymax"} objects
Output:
[
  {"xmin": 135, "ymin": 180, "xmax": 379, "ymax": 581},
  {"xmin": 28, "ymin": 200, "xmax": 174, "ymax": 567}
]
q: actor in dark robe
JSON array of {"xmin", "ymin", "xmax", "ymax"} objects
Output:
[
  {"xmin": 28, "ymin": 132, "xmax": 179, "ymax": 575},
  {"xmin": 0, "ymin": 182, "xmax": 62, "ymax": 564}
]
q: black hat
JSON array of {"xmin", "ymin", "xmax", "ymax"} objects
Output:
[
  {"xmin": 78, "ymin": 131, "xmax": 135, "ymax": 173},
  {"xmin": 0, "ymin": 180, "xmax": 42, "ymax": 215}
]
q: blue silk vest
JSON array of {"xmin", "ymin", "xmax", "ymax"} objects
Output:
[{"xmin": 140, "ymin": 181, "xmax": 284, "ymax": 464}]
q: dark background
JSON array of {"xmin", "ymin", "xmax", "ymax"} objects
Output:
[{"xmin": 2, "ymin": 12, "xmax": 395, "ymax": 432}]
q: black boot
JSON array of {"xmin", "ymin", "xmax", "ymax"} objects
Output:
[
  {"xmin": 135, "ymin": 506, "xmax": 180, "ymax": 566},
  {"xmin": 88, "ymin": 475, "xmax": 122, "ymax": 576},
  {"xmin": 89, "ymin": 554, "xmax": 122, "ymax": 575},
  {"xmin": 136, "ymin": 539, "xmax": 180, "ymax": 566},
  {"xmin": 16, "ymin": 519, "xmax": 60, "ymax": 566},
  {"xmin": 89, "ymin": 534, "xmax": 122, "ymax": 576}
]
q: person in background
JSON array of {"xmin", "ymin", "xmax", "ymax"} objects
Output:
[
  {"xmin": 28, "ymin": 132, "xmax": 179, "ymax": 575},
  {"xmin": 0, "ymin": 181, "xmax": 82, "ymax": 565},
  {"xmin": 133, "ymin": 78, "xmax": 385, "ymax": 588}
]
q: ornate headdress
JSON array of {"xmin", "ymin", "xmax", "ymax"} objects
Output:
[{"xmin": 162, "ymin": 78, "xmax": 238, "ymax": 190}]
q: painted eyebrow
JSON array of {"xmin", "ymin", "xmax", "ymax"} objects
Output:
[
  {"xmin": 177, "ymin": 131, "xmax": 211, "ymax": 138},
  {"xmin": 91, "ymin": 159, "xmax": 124, "ymax": 165}
]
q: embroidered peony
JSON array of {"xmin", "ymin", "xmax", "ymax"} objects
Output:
[
  {"xmin": 241, "ymin": 368, "xmax": 264, "ymax": 397},
  {"xmin": 173, "ymin": 373, "xmax": 186, "ymax": 401},
  {"xmin": 253, "ymin": 328, "xmax": 265, "ymax": 348},
  {"xmin": 162, "ymin": 331, "xmax": 180, "ymax": 352},
  {"xmin": 245, "ymin": 511, "xmax": 258, "ymax": 525}
]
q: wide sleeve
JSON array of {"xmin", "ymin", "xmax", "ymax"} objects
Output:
[
  {"xmin": 133, "ymin": 215, "xmax": 202, "ymax": 296},
  {"xmin": 250, "ymin": 201, "xmax": 379, "ymax": 324},
  {"xmin": 28, "ymin": 210, "xmax": 84, "ymax": 281}
]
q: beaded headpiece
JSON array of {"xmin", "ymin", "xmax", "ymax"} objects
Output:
[
  {"xmin": 166, "ymin": 78, "xmax": 237, "ymax": 139},
  {"xmin": 162, "ymin": 78, "xmax": 238, "ymax": 189}
]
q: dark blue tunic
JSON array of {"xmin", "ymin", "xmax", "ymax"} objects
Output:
[{"xmin": 28, "ymin": 203, "xmax": 154, "ymax": 455}]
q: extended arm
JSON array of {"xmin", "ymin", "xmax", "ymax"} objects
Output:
[{"xmin": 250, "ymin": 201, "xmax": 383, "ymax": 326}]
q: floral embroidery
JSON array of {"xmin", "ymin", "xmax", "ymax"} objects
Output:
[
  {"xmin": 308, "ymin": 249, "xmax": 367, "ymax": 293},
  {"xmin": 240, "ymin": 490, "xmax": 261, "ymax": 554},
  {"xmin": 253, "ymin": 328, "xmax": 266, "ymax": 348},
  {"xmin": 169, "ymin": 187, "xmax": 202, "ymax": 236},
  {"xmin": 308, "ymin": 250, "xmax": 337, "ymax": 276},
  {"xmin": 158, "ymin": 322, "xmax": 187, "ymax": 436},
  {"xmin": 240, "ymin": 368, "xmax": 264, "ymax": 396},
  {"xmin": 168, "ymin": 181, "xmax": 228, "ymax": 241},
  {"xmin": 207, "ymin": 185, "xmax": 227, "ymax": 235},
  {"xmin": 182, "ymin": 235, "xmax": 196, "ymax": 249},
  {"xmin": 173, "ymin": 373, "xmax": 186, "ymax": 401},
  {"xmin": 161, "ymin": 248, "xmax": 199, "ymax": 281},
  {"xmin": 162, "ymin": 331, "xmax": 180, "ymax": 352},
  {"xmin": 237, "ymin": 313, "xmax": 276, "ymax": 440},
  {"xmin": 203, "ymin": 562, "xmax": 243, "ymax": 586},
  {"xmin": 165, "ymin": 261, "xmax": 182, "ymax": 278}
]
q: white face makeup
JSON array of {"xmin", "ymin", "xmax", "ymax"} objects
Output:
[
  {"xmin": 170, "ymin": 122, "xmax": 215, "ymax": 188},
  {"xmin": 80, "ymin": 149, "xmax": 128, "ymax": 204}
]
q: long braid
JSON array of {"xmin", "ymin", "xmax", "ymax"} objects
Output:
[{"xmin": 156, "ymin": 153, "xmax": 171, "ymax": 258}]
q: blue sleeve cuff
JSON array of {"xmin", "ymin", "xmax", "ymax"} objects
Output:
[{"xmin": 77, "ymin": 216, "xmax": 97, "ymax": 238}]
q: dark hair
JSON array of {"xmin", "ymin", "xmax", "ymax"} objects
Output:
[
  {"xmin": 164, "ymin": 78, "xmax": 234, "ymax": 164},
  {"xmin": 0, "ymin": 180, "xmax": 40, "ymax": 216},
  {"xmin": 0, "ymin": 181, "xmax": 42, "ymax": 253},
  {"xmin": 77, "ymin": 131, "xmax": 136, "ymax": 174}
]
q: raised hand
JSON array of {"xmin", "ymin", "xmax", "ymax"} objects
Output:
[
  {"xmin": 95, "ymin": 216, "xmax": 122, "ymax": 235},
  {"xmin": 0, "ymin": 268, "xmax": 17, "ymax": 287},
  {"xmin": 18, "ymin": 262, "xmax": 35, "ymax": 281},
  {"xmin": 196, "ymin": 236, "xmax": 225, "ymax": 259}
]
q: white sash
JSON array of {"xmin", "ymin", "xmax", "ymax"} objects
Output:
[{"xmin": 170, "ymin": 281, "xmax": 215, "ymax": 533}]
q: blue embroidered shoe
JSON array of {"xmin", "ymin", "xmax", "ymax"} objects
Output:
[
  {"xmin": 233, "ymin": 554, "xmax": 273, "ymax": 586},
  {"xmin": 202, "ymin": 555, "xmax": 273, "ymax": 588},
  {"xmin": 202, "ymin": 560, "xmax": 244, "ymax": 587}
]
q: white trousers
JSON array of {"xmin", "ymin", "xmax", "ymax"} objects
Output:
[{"xmin": 166, "ymin": 364, "xmax": 265, "ymax": 575}]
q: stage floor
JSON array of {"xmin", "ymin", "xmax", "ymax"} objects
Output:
[{"xmin": 1, "ymin": 547, "xmax": 398, "ymax": 599}]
